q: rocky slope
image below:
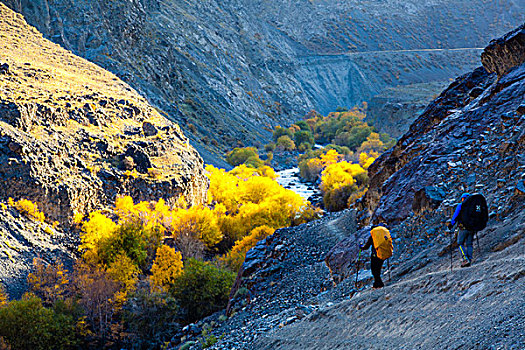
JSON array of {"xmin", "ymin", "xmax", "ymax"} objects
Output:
[
  {"xmin": 173, "ymin": 24, "xmax": 525, "ymax": 349},
  {"xmin": 3, "ymin": 0, "xmax": 524, "ymax": 164},
  {"xmin": 0, "ymin": 205, "xmax": 76, "ymax": 299},
  {"xmin": 365, "ymin": 81, "xmax": 448, "ymax": 138},
  {"xmin": 0, "ymin": 3, "xmax": 207, "ymax": 226}
]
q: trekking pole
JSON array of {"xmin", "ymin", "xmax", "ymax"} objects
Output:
[
  {"xmin": 449, "ymin": 228, "xmax": 454, "ymax": 272},
  {"xmin": 355, "ymin": 248, "xmax": 361, "ymax": 289},
  {"xmin": 475, "ymin": 232, "xmax": 480, "ymax": 254},
  {"xmin": 387, "ymin": 258, "xmax": 391, "ymax": 282}
]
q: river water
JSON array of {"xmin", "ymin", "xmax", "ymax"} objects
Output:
[{"xmin": 276, "ymin": 167, "xmax": 321, "ymax": 203}]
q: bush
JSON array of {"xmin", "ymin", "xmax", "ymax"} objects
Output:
[
  {"xmin": 272, "ymin": 126, "xmax": 293, "ymax": 142},
  {"xmin": 98, "ymin": 221, "xmax": 159, "ymax": 271},
  {"xmin": 294, "ymin": 130, "xmax": 314, "ymax": 149},
  {"xmin": 244, "ymin": 155, "xmax": 264, "ymax": 169},
  {"xmin": 123, "ymin": 288, "xmax": 180, "ymax": 349},
  {"xmin": 27, "ymin": 259, "xmax": 70, "ymax": 306},
  {"xmin": 220, "ymin": 226, "xmax": 275, "ymax": 272},
  {"xmin": 264, "ymin": 143, "xmax": 276, "ymax": 152},
  {"xmin": 321, "ymin": 161, "xmax": 366, "ymax": 212},
  {"xmin": 226, "ymin": 147, "xmax": 259, "ymax": 167},
  {"xmin": 275, "ymin": 135, "xmax": 295, "ymax": 151},
  {"xmin": 294, "ymin": 120, "xmax": 311, "ymax": 132},
  {"xmin": 297, "ymin": 142, "xmax": 311, "ymax": 152},
  {"xmin": 323, "ymin": 184, "xmax": 358, "ymax": 212},
  {"xmin": 8, "ymin": 198, "xmax": 45, "ymax": 222},
  {"xmin": 170, "ymin": 259, "xmax": 235, "ymax": 323},
  {"xmin": 0, "ymin": 295, "xmax": 82, "ymax": 350}
]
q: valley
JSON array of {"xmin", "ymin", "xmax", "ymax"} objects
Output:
[{"xmin": 0, "ymin": 1, "xmax": 523, "ymax": 350}]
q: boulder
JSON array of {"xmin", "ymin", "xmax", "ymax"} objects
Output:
[
  {"xmin": 143, "ymin": 121, "xmax": 158, "ymax": 137},
  {"xmin": 412, "ymin": 186, "xmax": 446, "ymax": 213},
  {"xmin": 325, "ymin": 226, "xmax": 370, "ymax": 284}
]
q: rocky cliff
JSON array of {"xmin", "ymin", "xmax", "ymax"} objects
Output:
[
  {"xmin": 3, "ymin": 0, "xmax": 523, "ymax": 164},
  {"xmin": 0, "ymin": 4, "xmax": 208, "ymax": 225},
  {"xmin": 365, "ymin": 81, "xmax": 448, "ymax": 138},
  {"xmin": 172, "ymin": 24, "xmax": 525, "ymax": 349}
]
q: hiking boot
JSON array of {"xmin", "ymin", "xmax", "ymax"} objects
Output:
[{"xmin": 461, "ymin": 260, "xmax": 471, "ymax": 268}]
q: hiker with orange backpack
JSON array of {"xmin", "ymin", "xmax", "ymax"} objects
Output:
[{"xmin": 360, "ymin": 224, "xmax": 393, "ymax": 289}]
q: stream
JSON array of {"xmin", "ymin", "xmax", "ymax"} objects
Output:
[{"xmin": 276, "ymin": 167, "xmax": 322, "ymax": 203}]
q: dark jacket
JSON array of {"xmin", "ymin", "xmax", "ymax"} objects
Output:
[{"xmin": 362, "ymin": 235, "xmax": 378, "ymax": 259}]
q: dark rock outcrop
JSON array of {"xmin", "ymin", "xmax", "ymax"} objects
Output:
[
  {"xmin": 0, "ymin": 4, "xmax": 208, "ymax": 225},
  {"xmin": 365, "ymin": 81, "xmax": 448, "ymax": 138},
  {"xmin": 481, "ymin": 23, "xmax": 525, "ymax": 77}
]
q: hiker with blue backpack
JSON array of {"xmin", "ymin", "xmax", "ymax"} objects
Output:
[{"xmin": 448, "ymin": 193, "xmax": 488, "ymax": 267}]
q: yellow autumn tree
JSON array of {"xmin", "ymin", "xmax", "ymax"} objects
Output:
[
  {"xmin": 106, "ymin": 253, "xmax": 140, "ymax": 301},
  {"xmin": 172, "ymin": 206, "xmax": 222, "ymax": 248},
  {"xmin": 150, "ymin": 245, "xmax": 183, "ymax": 291},
  {"xmin": 321, "ymin": 161, "xmax": 367, "ymax": 211},
  {"xmin": 220, "ymin": 225, "xmax": 275, "ymax": 272},
  {"xmin": 79, "ymin": 212, "xmax": 117, "ymax": 262},
  {"xmin": 27, "ymin": 259, "xmax": 70, "ymax": 305},
  {"xmin": 114, "ymin": 196, "xmax": 171, "ymax": 233},
  {"xmin": 359, "ymin": 152, "xmax": 376, "ymax": 170}
]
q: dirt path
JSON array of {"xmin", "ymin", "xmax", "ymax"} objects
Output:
[{"xmin": 254, "ymin": 238, "xmax": 525, "ymax": 350}]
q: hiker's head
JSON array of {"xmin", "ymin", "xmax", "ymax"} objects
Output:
[
  {"xmin": 460, "ymin": 193, "xmax": 470, "ymax": 202},
  {"xmin": 371, "ymin": 223, "xmax": 388, "ymax": 230}
]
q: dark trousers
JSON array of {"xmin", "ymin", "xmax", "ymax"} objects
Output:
[
  {"xmin": 457, "ymin": 228, "xmax": 475, "ymax": 261},
  {"xmin": 371, "ymin": 256, "xmax": 384, "ymax": 288}
]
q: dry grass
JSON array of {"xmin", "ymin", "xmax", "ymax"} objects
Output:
[{"xmin": 0, "ymin": 3, "xmax": 190, "ymax": 179}]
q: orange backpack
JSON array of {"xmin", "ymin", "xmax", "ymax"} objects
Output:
[{"xmin": 371, "ymin": 226, "xmax": 393, "ymax": 260}]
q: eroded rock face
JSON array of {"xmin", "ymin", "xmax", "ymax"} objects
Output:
[
  {"xmin": 3, "ymin": 0, "xmax": 523, "ymax": 164},
  {"xmin": 365, "ymin": 82, "xmax": 449, "ymax": 138},
  {"xmin": 481, "ymin": 24, "xmax": 525, "ymax": 77},
  {"xmin": 0, "ymin": 4, "xmax": 208, "ymax": 225}
]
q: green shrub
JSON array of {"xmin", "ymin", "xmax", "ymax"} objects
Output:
[
  {"xmin": 333, "ymin": 126, "xmax": 372, "ymax": 150},
  {"xmin": 297, "ymin": 142, "xmax": 311, "ymax": 152},
  {"xmin": 294, "ymin": 120, "xmax": 311, "ymax": 132},
  {"xmin": 171, "ymin": 259, "xmax": 235, "ymax": 323},
  {"xmin": 226, "ymin": 147, "xmax": 259, "ymax": 167},
  {"xmin": 272, "ymin": 126, "xmax": 293, "ymax": 142},
  {"xmin": 264, "ymin": 142, "xmax": 276, "ymax": 152},
  {"xmin": 244, "ymin": 155, "xmax": 264, "ymax": 169},
  {"xmin": 123, "ymin": 288, "xmax": 180, "ymax": 349},
  {"xmin": 275, "ymin": 135, "xmax": 295, "ymax": 151},
  {"xmin": 323, "ymin": 184, "xmax": 358, "ymax": 212},
  {"xmin": 98, "ymin": 221, "xmax": 161, "ymax": 271},
  {"xmin": 0, "ymin": 295, "xmax": 82, "ymax": 350},
  {"xmin": 294, "ymin": 131, "xmax": 314, "ymax": 149}
]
